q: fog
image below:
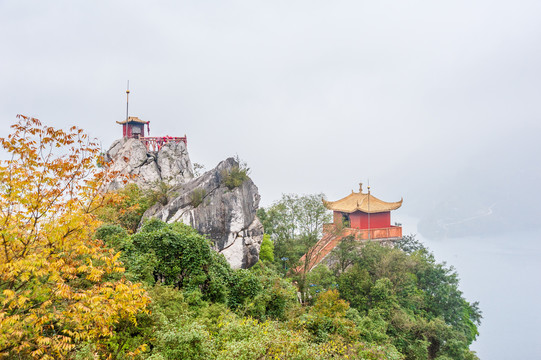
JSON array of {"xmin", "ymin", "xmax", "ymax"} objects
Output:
[{"xmin": 1, "ymin": 1, "xmax": 540, "ymax": 358}]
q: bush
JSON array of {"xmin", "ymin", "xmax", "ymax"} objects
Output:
[
  {"xmin": 146, "ymin": 180, "xmax": 175, "ymax": 206},
  {"xmin": 129, "ymin": 219, "xmax": 214, "ymax": 290},
  {"xmin": 190, "ymin": 187, "xmax": 207, "ymax": 207},
  {"xmin": 95, "ymin": 224, "xmax": 129, "ymax": 250},
  {"xmin": 221, "ymin": 157, "xmax": 250, "ymax": 190}
]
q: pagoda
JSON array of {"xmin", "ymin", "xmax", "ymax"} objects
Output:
[
  {"xmin": 297, "ymin": 183, "xmax": 403, "ymax": 272},
  {"xmin": 116, "ymin": 116, "xmax": 188, "ymax": 151},
  {"xmin": 116, "ymin": 116, "xmax": 149, "ymax": 138},
  {"xmin": 324, "ymin": 183, "xmax": 402, "ymax": 235},
  {"xmin": 116, "ymin": 86, "xmax": 187, "ymax": 151}
]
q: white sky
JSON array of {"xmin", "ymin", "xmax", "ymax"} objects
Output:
[
  {"xmin": 2, "ymin": 2, "xmax": 541, "ymax": 358},
  {"xmin": 2, "ymin": 0, "xmax": 540, "ymax": 215}
]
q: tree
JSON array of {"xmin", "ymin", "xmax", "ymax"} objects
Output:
[
  {"xmin": 0, "ymin": 116, "xmax": 149, "ymax": 359},
  {"xmin": 257, "ymin": 193, "xmax": 331, "ymax": 301},
  {"xmin": 257, "ymin": 193, "xmax": 331, "ymax": 270},
  {"xmin": 336, "ymin": 240, "xmax": 482, "ymax": 360},
  {"xmin": 128, "ymin": 219, "xmax": 215, "ymax": 290},
  {"xmin": 328, "ymin": 235, "xmax": 361, "ymax": 274},
  {"xmin": 259, "ymin": 234, "xmax": 274, "ymax": 262}
]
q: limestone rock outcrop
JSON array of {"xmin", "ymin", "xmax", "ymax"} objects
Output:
[
  {"xmin": 105, "ymin": 138, "xmax": 263, "ymax": 269},
  {"xmin": 142, "ymin": 158, "xmax": 263, "ymax": 269},
  {"xmin": 105, "ymin": 138, "xmax": 193, "ymax": 190}
]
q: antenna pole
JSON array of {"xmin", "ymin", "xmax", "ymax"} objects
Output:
[
  {"xmin": 367, "ymin": 179, "xmax": 371, "ymax": 240},
  {"xmin": 126, "ymin": 80, "xmax": 130, "ymax": 121}
]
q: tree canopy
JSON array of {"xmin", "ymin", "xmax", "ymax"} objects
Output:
[
  {"xmin": 0, "ymin": 116, "xmax": 149, "ymax": 359},
  {"xmin": 1, "ymin": 117, "xmax": 481, "ymax": 360}
]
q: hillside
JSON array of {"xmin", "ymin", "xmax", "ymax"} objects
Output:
[{"xmin": 0, "ymin": 118, "xmax": 481, "ymax": 360}]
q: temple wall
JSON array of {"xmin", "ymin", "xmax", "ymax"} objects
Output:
[{"xmin": 349, "ymin": 211, "xmax": 390, "ymax": 229}]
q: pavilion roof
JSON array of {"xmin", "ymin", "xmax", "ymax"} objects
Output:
[
  {"xmin": 323, "ymin": 186, "xmax": 402, "ymax": 214},
  {"xmin": 116, "ymin": 116, "xmax": 149, "ymax": 125}
]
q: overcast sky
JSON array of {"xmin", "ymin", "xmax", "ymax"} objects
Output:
[
  {"xmin": 2, "ymin": 1, "xmax": 541, "ymax": 358},
  {"xmin": 2, "ymin": 0, "xmax": 540, "ymax": 213}
]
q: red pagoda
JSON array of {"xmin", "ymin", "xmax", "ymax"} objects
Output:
[
  {"xmin": 117, "ymin": 85, "xmax": 187, "ymax": 151},
  {"xmin": 116, "ymin": 116, "xmax": 188, "ymax": 151},
  {"xmin": 298, "ymin": 183, "xmax": 403, "ymax": 272},
  {"xmin": 323, "ymin": 183, "xmax": 402, "ymax": 237},
  {"xmin": 116, "ymin": 116, "xmax": 149, "ymax": 138}
]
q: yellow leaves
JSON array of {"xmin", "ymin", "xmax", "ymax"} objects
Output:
[
  {"xmin": 313, "ymin": 289, "xmax": 350, "ymax": 318},
  {"xmin": 2, "ymin": 289, "xmax": 15, "ymax": 302},
  {"xmin": 87, "ymin": 266, "xmax": 104, "ymax": 282},
  {"xmin": 0, "ymin": 116, "xmax": 149, "ymax": 359}
]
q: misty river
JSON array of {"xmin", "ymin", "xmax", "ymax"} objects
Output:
[{"xmin": 400, "ymin": 216, "xmax": 541, "ymax": 360}]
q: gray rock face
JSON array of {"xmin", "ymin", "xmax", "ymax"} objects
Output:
[
  {"xmin": 142, "ymin": 158, "xmax": 264, "ymax": 269},
  {"xmin": 105, "ymin": 138, "xmax": 193, "ymax": 190},
  {"xmin": 104, "ymin": 138, "xmax": 263, "ymax": 269}
]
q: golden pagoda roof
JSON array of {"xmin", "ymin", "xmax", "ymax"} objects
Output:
[
  {"xmin": 323, "ymin": 184, "xmax": 402, "ymax": 214},
  {"xmin": 116, "ymin": 116, "xmax": 149, "ymax": 125}
]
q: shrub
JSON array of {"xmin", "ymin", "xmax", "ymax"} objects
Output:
[
  {"xmin": 146, "ymin": 180, "xmax": 174, "ymax": 206},
  {"xmin": 221, "ymin": 157, "xmax": 250, "ymax": 190},
  {"xmin": 190, "ymin": 187, "xmax": 207, "ymax": 207},
  {"xmin": 95, "ymin": 224, "xmax": 129, "ymax": 251}
]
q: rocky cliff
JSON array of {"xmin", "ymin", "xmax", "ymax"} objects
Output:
[
  {"xmin": 105, "ymin": 138, "xmax": 194, "ymax": 190},
  {"xmin": 105, "ymin": 139, "xmax": 263, "ymax": 269},
  {"xmin": 142, "ymin": 158, "xmax": 263, "ymax": 269}
]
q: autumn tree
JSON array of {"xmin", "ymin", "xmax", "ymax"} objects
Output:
[{"xmin": 0, "ymin": 116, "xmax": 149, "ymax": 359}]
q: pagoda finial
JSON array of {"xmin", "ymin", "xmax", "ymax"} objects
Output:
[
  {"xmin": 359, "ymin": 182, "xmax": 363, "ymax": 193},
  {"xmin": 126, "ymin": 80, "xmax": 130, "ymax": 121}
]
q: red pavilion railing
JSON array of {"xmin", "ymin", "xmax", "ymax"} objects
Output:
[
  {"xmin": 322, "ymin": 223, "xmax": 402, "ymax": 240},
  {"xmin": 139, "ymin": 136, "xmax": 187, "ymax": 151}
]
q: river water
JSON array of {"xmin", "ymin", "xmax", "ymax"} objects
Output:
[{"xmin": 400, "ymin": 216, "xmax": 541, "ymax": 360}]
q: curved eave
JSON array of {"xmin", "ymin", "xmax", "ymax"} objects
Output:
[
  {"xmin": 116, "ymin": 119, "xmax": 149, "ymax": 125},
  {"xmin": 323, "ymin": 195, "xmax": 403, "ymax": 214}
]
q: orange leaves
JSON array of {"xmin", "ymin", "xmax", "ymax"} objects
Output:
[{"xmin": 0, "ymin": 116, "xmax": 149, "ymax": 359}]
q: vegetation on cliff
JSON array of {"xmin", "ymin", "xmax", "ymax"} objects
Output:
[{"xmin": 0, "ymin": 118, "xmax": 481, "ymax": 359}]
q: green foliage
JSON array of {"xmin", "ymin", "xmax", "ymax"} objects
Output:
[
  {"xmin": 259, "ymin": 234, "xmax": 275, "ymax": 262},
  {"xmin": 329, "ymin": 235, "xmax": 361, "ymax": 274},
  {"xmin": 257, "ymin": 193, "xmax": 332, "ymax": 276},
  {"xmin": 336, "ymin": 240, "xmax": 481, "ymax": 360},
  {"xmin": 95, "ymin": 224, "xmax": 129, "ymax": 250},
  {"xmin": 396, "ymin": 234, "xmax": 426, "ymax": 254},
  {"xmin": 91, "ymin": 183, "xmax": 481, "ymax": 360},
  {"xmin": 242, "ymin": 262, "xmax": 298, "ymax": 321},
  {"xmin": 97, "ymin": 222, "xmax": 480, "ymax": 360},
  {"xmin": 227, "ymin": 269, "xmax": 263, "ymax": 309},
  {"xmin": 190, "ymin": 187, "xmax": 207, "ymax": 207},
  {"xmin": 221, "ymin": 157, "xmax": 250, "ymax": 190},
  {"xmin": 129, "ymin": 219, "xmax": 213, "ymax": 290},
  {"xmin": 146, "ymin": 180, "xmax": 176, "ymax": 206},
  {"xmin": 305, "ymin": 264, "xmax": 336, "ymax": 301},
  {"xmin": 96, "ymin": 183, "xmax": 151, "ymax": 233}
]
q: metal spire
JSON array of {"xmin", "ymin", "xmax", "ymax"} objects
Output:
[
  {"xmin": 367, "ymin": 178, "xmax": 371, "ymax": 240},
  {"xmin": 126, "ymin": 80, "xmax": 130, "ymax": 121}
]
